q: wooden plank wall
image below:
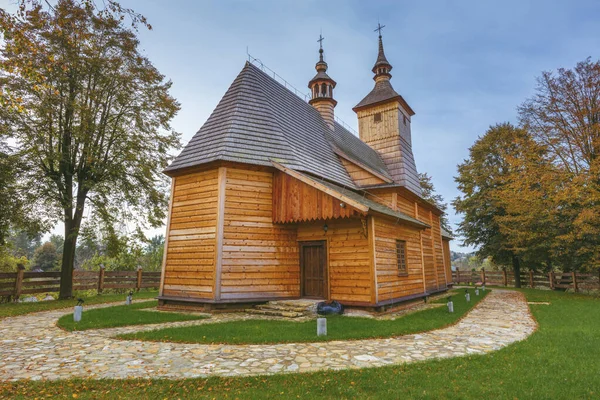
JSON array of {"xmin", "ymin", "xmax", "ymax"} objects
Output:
[
  {"xmin": 417, "ymin": 204, "xmax": 438, "ymax": 291},
  {"xmin": 430, "ymin": 213, "xmax": 447, "ymax": 288},
  {"xmin": 220, "ymin": 168, "xmax": 299, "ymax": 300},
  {"xmin": 162, "ymin": 169, "xmax": 218, "ymax": 299},
  {"xmin": 373, "ymin": 217, "xmax": 425, "ymax": 302},
  {"xmin": 297, "ymin": 219, "xmax": 372, "ymax": 304},
  {"xmin": 339, "ymin": 158, "xmax": 386, "ymax": 187},
  {"xmin": 368, "ymin": 190, "xmax": 448, "ymax": 292},
  {"xmin": 442, "ymin": 239, "xmax": 452, "ymax": 283},
  {"xmin": 272, "ymin": 171, "xmax": 363, "ymax": 223}
]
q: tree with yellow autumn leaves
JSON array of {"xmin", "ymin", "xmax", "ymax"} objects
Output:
[{"xmin": 455, "ymin": 58, "xmax": 600, "ymax": 280}]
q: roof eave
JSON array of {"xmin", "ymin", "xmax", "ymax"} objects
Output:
[{"xmin": 353, "ymin": 95, "xmax": 415, "ymax": 115}]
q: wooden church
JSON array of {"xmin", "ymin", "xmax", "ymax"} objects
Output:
[{"xmin": 158, "ymin": 32, "xmax": 453, "ymax": 311}]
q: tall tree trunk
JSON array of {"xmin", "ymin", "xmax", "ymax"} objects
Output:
[
  {"xmin": 512, "ymin": 255, "xmax": 522, "ymax": 288},
  {"xmin": 58, "ymin": 192, "xmax": 86, "ymax": 299},
  {"xmin": 59, "ymin": 219, "xmax": 76, "ymax": 299}
]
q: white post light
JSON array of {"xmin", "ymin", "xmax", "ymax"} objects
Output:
[
  {"xmin": 475, "ymin": 288, "xmax": 480, "ymax": 296},
  {"xmin": 317, "ymin": 317, "xmax": 327, "ymax": 336},
  {"xmin": 126, "ymin": 290, "xmax": 133, "ymax": 305},
  {"xmin": 447, "ymin": 297, "xmax": 454, "ymax": 313},
  {"xmin": 465, "ymin": 289, "xmax": 471, "ymax": 303},
  {"xmin": 73, "ymin": 298, "xmax": 84, "ymax": 322}
]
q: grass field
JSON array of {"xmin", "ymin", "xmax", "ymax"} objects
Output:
[
  {"xmin": 118, "ymin": 288, "xmax": 486, "ymax": 344},
  {"xmin": 56, "ymin": 300, "xmax": 206, "ymax": 331},
  {"xmin": 2, "ymin": 289, "xmax": 600, "ymax": 399},
  {"xmin": 0, "ymin": 291, "xmax": 159, "ymax": 320}
]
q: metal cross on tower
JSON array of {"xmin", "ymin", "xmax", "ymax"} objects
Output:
[
  {"xmin": 374, "ymin": 22, "xmax": 385, "ymax": 36},
  {"xmin": 317, "ymin": 33, "xmax": 325, "ymax": 49}
]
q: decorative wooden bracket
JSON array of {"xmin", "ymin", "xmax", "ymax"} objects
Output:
[{"xmin": 360, "ymin": 218, "xmax": 368, "ymax": 238}]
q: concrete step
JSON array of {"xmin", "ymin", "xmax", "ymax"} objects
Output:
[
  {"xmin": 254, "ymin": 304, "xmax": 309, "ymax": 313},
  {"xmin": 244, "ymin": 308, "xmax": 305, "ymax": 318}
]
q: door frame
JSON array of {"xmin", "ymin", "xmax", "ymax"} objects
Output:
[{"xmin": 299, "ymin": 240, "xmax": 329, "ymax": 300}]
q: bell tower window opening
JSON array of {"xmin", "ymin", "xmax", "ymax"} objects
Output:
[{"xmin": 374, "ymin": 112, "xmax": 382, "ymax": 123}]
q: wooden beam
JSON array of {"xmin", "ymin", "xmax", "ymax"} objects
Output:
[
  {"xmin": 158, "ymin": 179, "xmax": 175, "ymax": 296},
  {"xmin": 270, "ymin": 161, "xmax": 369, "ymax": 212},
  {"xmin": 429, "ymin": 211, "xmax": 440, "ymax": 290},
  {"xmin": 368, "ymin": 215, "xmax": 379, "ymax": 304},
  {"xmin": 213, "ymin": 167, "xmax": 227, "ymax": 301},
  {"xmin": 415, "ymin": 203, "xmax": 427, "ymax": 294}
]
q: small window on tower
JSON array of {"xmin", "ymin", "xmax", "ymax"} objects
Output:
[
  {"xmin": 403, "ymin": 115, "xmax": 407, "ymax": 125},
  {"xmin": 374, "ymin": 113, "xmax": 382, "ymax": 123}
]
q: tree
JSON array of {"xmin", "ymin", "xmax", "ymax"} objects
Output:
[
  {"xmin": 518, "ymin": 58, "xmax": 600, "ymax": 270},
  {"xmin": 453, "ymin": 123, "xmax": 531, "ymax": 287},
  {"xmin": 8, "ymin": 231, "xmax": 41, "ymax": 259},
  {"xmin": 419, "ymin": 172, "xmax": 452, "ymax": 234},
  {"xmin": 0, "ymin": 141, "xmax": 47, "ymax": 245},
  {"xmin": 0, "ymin": 0, "xmax": 181, "ymax": 298},
  {"xmin": 33, "ymin": 241, "xmax": 59, "ymax": 270}
]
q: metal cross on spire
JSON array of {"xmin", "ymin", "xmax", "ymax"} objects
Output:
[
  {"xmin": 374, "ymin": 22, "xmax": 385, "ymax": 37},
  {"xmin": 317, "ymin": 33, "xmax": 325, "ymax": 49}
]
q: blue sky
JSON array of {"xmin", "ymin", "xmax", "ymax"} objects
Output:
[{"xmin": 3, "ymin": 0, "xmax": 600, "ymax": 252}]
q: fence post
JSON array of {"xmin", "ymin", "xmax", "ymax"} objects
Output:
[
  {"xmin": 481, "ymin": 268, "xmax": 486, "ymax": 285},
  {"xmin": 98, "ymin": 265, "xmax": 105, "ymax": 294},
  {"xmin": 14, "ymin": 264, "xmax": 25, "ymax": 301},
  {"xmin": 529, "ymin": 270, "xmax": 534, "ymax": 288},
  {"xmin": 549, "ymin": 271, "xmax": 555, "ymax": 290},
  {"xmin": 136, "ymin": 266, "xmax": 143, "ymax": 292},
  {"xmin": 502, "ymin": 267, "xmax": 508, "ymax": 287},
  {"xmin": 572, "ymin": 271, "xmax": 578, "ymax": 293}
]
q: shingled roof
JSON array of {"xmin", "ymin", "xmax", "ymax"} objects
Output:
[
  {"xmin": 353, "ymin": 79, "xmax": 415, "ymax": 114},
  {"xmin": 165, "ymin": 62, "xmax": 391, "ymax": 190}
]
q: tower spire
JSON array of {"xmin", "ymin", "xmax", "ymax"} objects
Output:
[
  {"xmin": 372, "ymin": 23, "xmax": 392, "ymax": 81},
  {"xmin": 308, "ymin": 33, "xmax": 337, "ymax": 130}
]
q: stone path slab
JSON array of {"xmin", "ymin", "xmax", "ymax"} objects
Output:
[{"xmin": 0, "ymin": 290, "xmax": 536, "ymax": 381}]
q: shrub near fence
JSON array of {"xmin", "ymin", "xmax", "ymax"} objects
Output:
[
  {"xmin": 0, "ymin": 265, "xmax": 161, "ymax": 301},
  {"xmin": 452, "ymin": 268, "xmax": 600, "ymax": 292}
]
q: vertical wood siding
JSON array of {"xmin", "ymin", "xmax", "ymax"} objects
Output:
[
  {"xmin": 297, "ymin": 219, "xmax": 372, "ymax": 304},
  {"xmin": 162, "ymin": 169, "xmax": 218, "ymax": 299},
  {"xmin": 220, "ymin": 168, "xmax": 299, "ymax": 300},
  {"xmin": 272, "ymin": 171, "xmax": 363, "ymax": 223},
  {"xmin": 373, "ymin": 217, "xmax": 425, "ymax": 301}
]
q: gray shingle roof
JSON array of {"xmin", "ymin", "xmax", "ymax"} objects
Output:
[
  {"xmin": 354, "ymin": 79, "xmax": 404, "ymax": 111},
  {"xmin": 165, "ymin": 62, "xmax": 392, "ymax": 190},
  {"xmin": 373, "ymin": 36, "xmax": 392, "ymax": 71}
]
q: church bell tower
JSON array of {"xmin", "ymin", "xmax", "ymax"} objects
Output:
[
  {"xmin": 308, "ymin": 34, "xmax": 337, "ymax": 130},
  {"xmin": 353, "ymin": 24, "xmax": 421, "ymax": 195}
]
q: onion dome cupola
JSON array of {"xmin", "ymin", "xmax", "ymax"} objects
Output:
[{"xmin": 308, "ymin": 34, "xmax": 337, "ymax": 130}]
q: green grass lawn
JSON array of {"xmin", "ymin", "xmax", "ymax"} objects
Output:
[
  {"xmin": 56, "ymin": 300, "xmax": 207, "ymax": 331},
  {"xmin": 0, "ymin": 290, "xmax": 159, "ymax": 320},
  {"xmin": 3, "ymin": 289, "xmax": 600, "ymax": 399},
  {"xmin": 117, "ymin": 288, "xmax": 486, "ymax": 344}
]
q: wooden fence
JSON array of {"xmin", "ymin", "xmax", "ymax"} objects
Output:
[
  {"xmin": 452, "ymin": 268, "xmax": 600, "ymax": 292},
  {"xmin": 0, "ymin": 265, "xmax": 160, "ymax": 300}
]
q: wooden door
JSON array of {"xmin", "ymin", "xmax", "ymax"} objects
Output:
[{"xmin": 300, "ymin": 241, "xmax": 327, "ymax": 299}]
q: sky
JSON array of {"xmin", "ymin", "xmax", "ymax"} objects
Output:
[{"xmin": 2, "ymin": 0, "xmax": 600, "ymax": 253}]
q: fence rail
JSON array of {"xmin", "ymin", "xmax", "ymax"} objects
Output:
[
  {"xmin": 452, "ymin": 268, "xmax": 600, "ymax": 292},
  {"xmin": 0, "ymin": 265, "xmax": 160, "ymax": 300}
]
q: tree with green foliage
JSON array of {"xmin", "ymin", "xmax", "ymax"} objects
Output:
[
  {"xmin": 419, "ymin": 172, "xmax": 452, "ymax": 234},
  {"xmin": 32, "ymin": 241, "xmax": 59, "ymax": 271},
  {"xmin": 453, "ymin": 123, "xmax": 531, "ymax": 287},
  {"xmin": 0, "ymin": 0, "xmax": 181, "ymax": 298},
  {"xmin": 0, "ymin": 142, "xmax": 48, "ymax": 246}
]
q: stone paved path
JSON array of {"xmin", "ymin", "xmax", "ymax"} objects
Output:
[{"xmin": 0, "ymin": 290, "xmax": 536, "ymax": 381}]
